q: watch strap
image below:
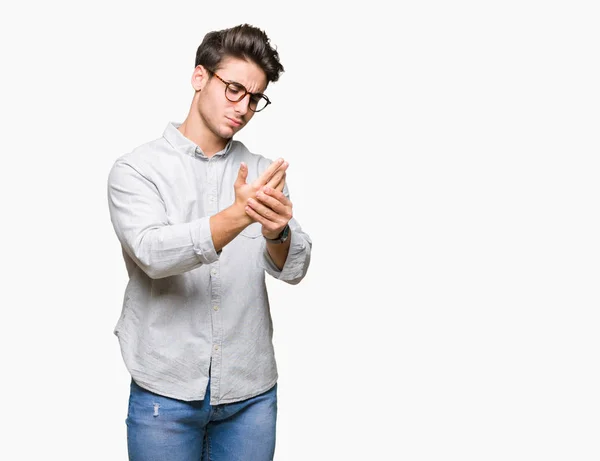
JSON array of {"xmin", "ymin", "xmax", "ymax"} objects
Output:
[{"xmin": 264, "ymin": 224, "xmax": 290, "ymax": 244}]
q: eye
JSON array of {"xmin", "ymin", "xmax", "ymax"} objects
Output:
[{"xmin": 227, "ymin": 84, "xmax": 244, "ymax": 96}]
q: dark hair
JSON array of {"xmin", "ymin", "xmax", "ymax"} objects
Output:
[{"xmin": 195, "ymin": 24, "xmax": 284, "ymax": 83}]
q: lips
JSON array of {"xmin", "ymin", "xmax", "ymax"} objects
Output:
[{"xmin": 226, "ymin": 117, "xmax": 242, "ymax": 127}]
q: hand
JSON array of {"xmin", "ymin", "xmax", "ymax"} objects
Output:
[
  {"xmin": 245, "ymin": 185, "xmax": 293, "ymax": 239},
  {"xmin": 234, "ymin": 158, "xmax": 288, "ymax": 216}
]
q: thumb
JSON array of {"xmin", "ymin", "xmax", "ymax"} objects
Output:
[{"xmin": 235, "ymin": 162, "xmax": 248, "ymax": 187}]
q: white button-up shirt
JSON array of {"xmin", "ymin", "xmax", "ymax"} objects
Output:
[{"xmin": 107, "ymin": 122, "xmax": 312, "ymax": 404}]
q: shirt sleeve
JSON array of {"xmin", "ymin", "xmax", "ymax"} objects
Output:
[
  {"xmin": 261, "ymin": 216, "xmax": 312, "ymax": 284},
  {"xmin": 107, "ymin": 159, "xmax": 220, "ymax": 279}
]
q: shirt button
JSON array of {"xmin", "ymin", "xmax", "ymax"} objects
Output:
[
  {"xmin": 210, "ymin": 268, "xmax": 217, "ymax": 276},
  {"xmin": 213, "ymin": 305, "xmax": 219, "ymax": 311},
  {"xmin": 214, "ymin": 345, "xmax": 219, "ymax": 351}
]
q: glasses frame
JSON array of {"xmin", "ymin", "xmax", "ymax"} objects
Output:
[{"xmin": 208, "ymin": 70, "xmax": 271, "ymax": 113}]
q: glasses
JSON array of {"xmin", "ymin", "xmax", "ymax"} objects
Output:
[{"xmin": 208, "ymin": 70, "xmax": 271, "ymax": 112}]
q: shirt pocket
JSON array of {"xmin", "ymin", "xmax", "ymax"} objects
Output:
[{"xmin": 240, "ymin": 222, "xmax": 263, "ymax": 239}]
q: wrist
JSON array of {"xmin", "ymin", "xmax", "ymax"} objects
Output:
[
  {"xmin": 264, "ymin": 224, "xmax": 290, "ymax": 244},
  {"xmin": 229, "ymin": 203, "xmax": 253, "ymax": 228}
]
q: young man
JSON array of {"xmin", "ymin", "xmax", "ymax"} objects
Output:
[{"xmin": 107, "ymin": 24, "xmax": 312, "ymax": 461}]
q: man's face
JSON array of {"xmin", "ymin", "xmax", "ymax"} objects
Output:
[{"xmin": 196, "ymin": 57, "xmax": 268, "ymax": 141}]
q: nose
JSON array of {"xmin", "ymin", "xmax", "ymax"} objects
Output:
[{"xmin": 234, "ymin": 94, "xmax": 251, "ymax": 116}]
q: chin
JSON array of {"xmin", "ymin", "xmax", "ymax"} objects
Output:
[
  {"xmin": 217, "ymin": 128, "xmax": 234, "ymax": 140},
  {"xmin": 221, "ymin": 125, "xmax": 240, "ymax": 138}
]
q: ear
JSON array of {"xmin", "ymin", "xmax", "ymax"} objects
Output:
[{"xmin": 192, "ymin": 65, "xmax": 209, "ymax": 92}]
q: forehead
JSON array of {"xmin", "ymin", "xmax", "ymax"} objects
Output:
[{"xmin": 215, "ymin": 57, "xmax": 268, "ymax": 93}]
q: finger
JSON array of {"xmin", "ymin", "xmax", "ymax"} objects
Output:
[
  {"xmin": 266, "ymin": 162, "xmax": 288, "ymax": 190},
  {"xmin": 247, "ymin": 197, "xmax": 281, "ymax": 223},
  {"xmin": 245, "ymin": 203, "xmax": 277, "ymax": 229},
  {"xmin": 274, "ymin": 173, "xmax": 286, "ymax": 193},
  {"xmin": 260, "ymin": 185, "xmax": 292, "ymax": 208},
  {"xmin": 235, "ymin": 162, "xmax": 248, "ymax": 187},
  {"xmin": 257, "ymin": 158, "xmax": 286, "ymax": 187},
  {"xmin": 255, "ymin": 189, "xmax": 288, "ymax": 215}
]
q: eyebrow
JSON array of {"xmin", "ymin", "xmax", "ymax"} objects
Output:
[{"xmin": 224, "ymin": 78, "xmax": 266, "ymax": 96}]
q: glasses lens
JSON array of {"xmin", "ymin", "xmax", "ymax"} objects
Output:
[
  {"xmin": 225, "ymin": 83, "xmax": 246, "ymax": 102},
  {"xmin": 251, "ymin": 96, "xmax": 268, "ymax": 112}
]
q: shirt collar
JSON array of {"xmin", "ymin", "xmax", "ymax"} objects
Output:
[{"xmin": 163, "ymin": 121, "xmax": 233, "ymax": 159}]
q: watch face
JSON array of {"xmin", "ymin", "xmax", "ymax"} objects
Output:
[{"xmin": 267, "ymin": 224, "xmax": 289, "ymax": 243}]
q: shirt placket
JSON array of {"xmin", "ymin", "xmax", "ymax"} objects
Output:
[{"xmin": 206, "ymin": 156, "xmax": 223, "ymax": 404}]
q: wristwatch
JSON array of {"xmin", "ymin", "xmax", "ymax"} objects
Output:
[{"xmin": 264, "ymin": 224, "xmax": 290, "ymax": 244}]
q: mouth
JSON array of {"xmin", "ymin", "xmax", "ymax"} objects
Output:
[{"xmin": 226, "ymin": 117, "xmax": 243, "ymax": 127}]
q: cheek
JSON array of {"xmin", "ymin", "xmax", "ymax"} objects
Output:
[{"xmin": 199, "ymin": 97, "xmax": 221, "ymax": 123}]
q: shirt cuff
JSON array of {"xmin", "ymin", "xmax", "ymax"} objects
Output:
[
  {"xmin": 261, "ymin": 230, "xmax": 307, "ymax": 280},
  {"xmin": 190, "ymin": 216, "xmax": 221, "ymax": 264}
]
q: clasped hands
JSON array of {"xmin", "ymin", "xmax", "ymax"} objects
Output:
[{"xmin": 234, "ymin": 158, "xmax": 292, "ymax": 240}]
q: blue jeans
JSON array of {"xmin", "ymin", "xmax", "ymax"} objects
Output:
[{"xmin": 126, "ymin": 379, "xmax": 277, "ymax": 461}]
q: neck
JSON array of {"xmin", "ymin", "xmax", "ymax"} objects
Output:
[{"xmin": 178, "ymin": 94, "xmax": 228, "ymax": 157}]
